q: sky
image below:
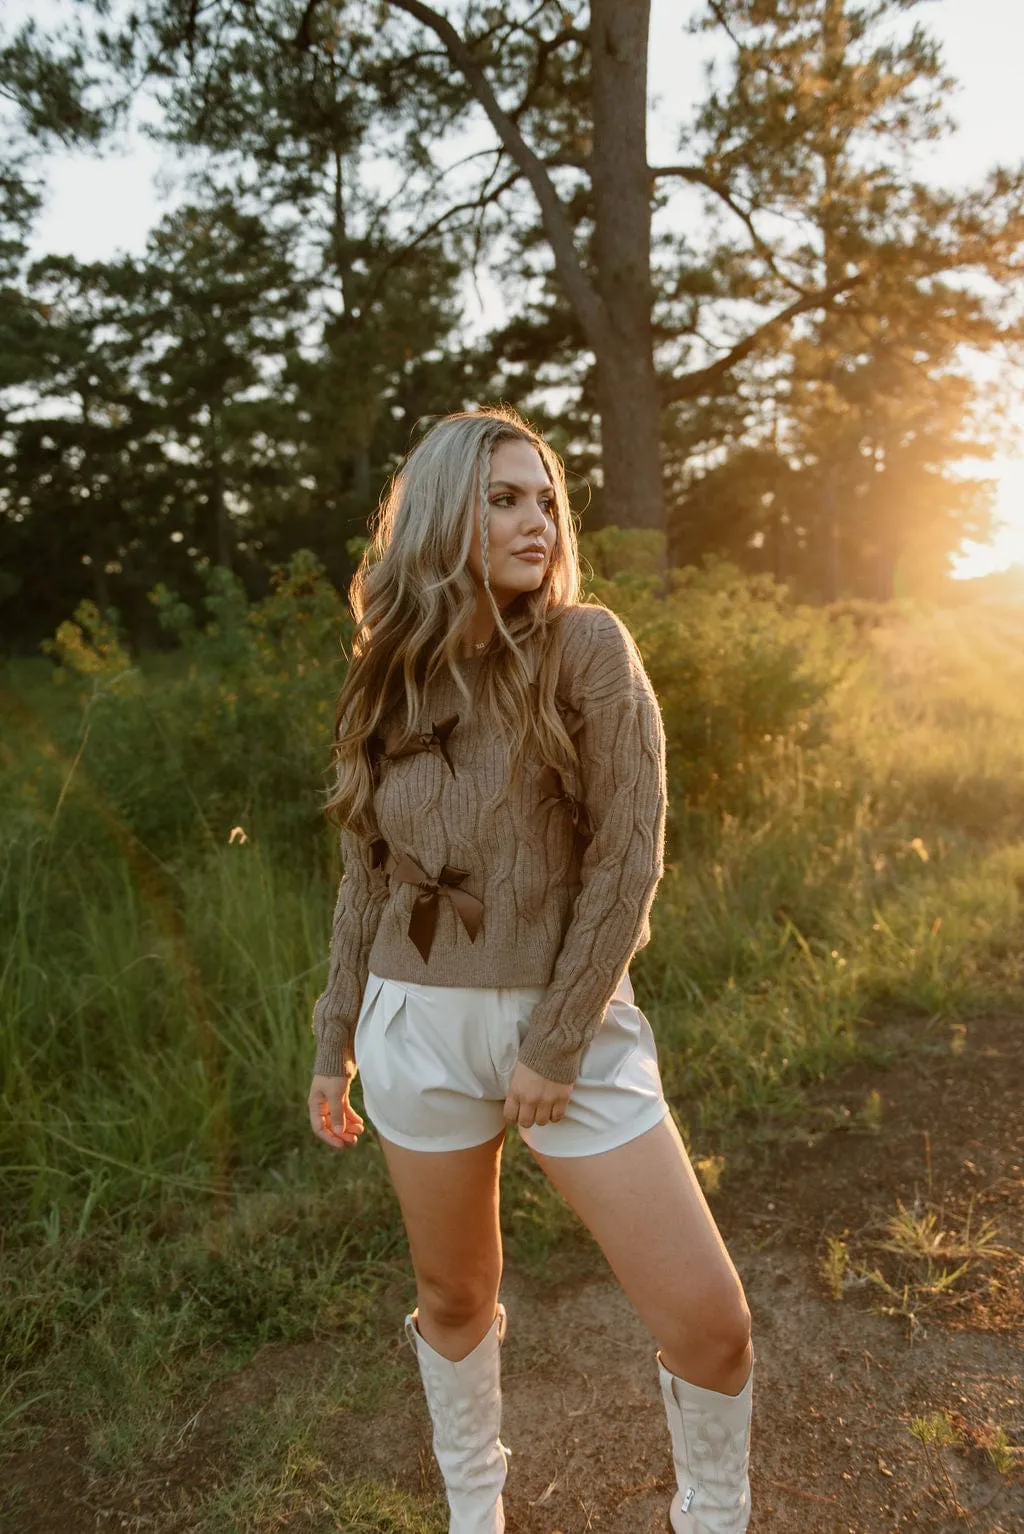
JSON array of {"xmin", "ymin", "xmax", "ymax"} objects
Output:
[{"xmin": 14, "ymin": 0, "xmax": 1024, "ymax": 577}]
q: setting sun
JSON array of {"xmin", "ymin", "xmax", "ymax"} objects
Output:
[{"xmin": 953, "ymin": 457, "xmax": 1024, "ymax": 580}]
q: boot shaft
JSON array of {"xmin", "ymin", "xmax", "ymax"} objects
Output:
[
  {"xmin": 406, "ymin": 1305, "xmax": 510, "ymax": 1534},
  {"xmin": 658, "ymin": 1354, "xmax": 753, "ymax": 1534}
]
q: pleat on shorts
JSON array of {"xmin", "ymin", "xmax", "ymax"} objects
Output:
[{"xmin": 353, "ymin": 964, "xmax": 670, "ymax": 1157}]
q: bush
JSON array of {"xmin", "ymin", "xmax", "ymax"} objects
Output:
[
  {"xmin": 586, "ymin": 552, "xmax": 849, "ymax": 840},
  {"xmin": 1, "ymin": 553, "xmax": 352, "ymax": 870},
  {"xmin": 5, "ymin": 557, "xmax": 1024, "ymax": 1476}
]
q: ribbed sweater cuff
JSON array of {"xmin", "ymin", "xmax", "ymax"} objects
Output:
[
  {"xmin": 313, "ymin": 1028, "xmax": 346, "ymax": 1078},
  {"xmin": 515, "ymin": 1021, "xmax": 593, "ymax": 1086}
]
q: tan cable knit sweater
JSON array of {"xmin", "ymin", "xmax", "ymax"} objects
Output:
[{"xmin": 311, "ymin": 601, "xmax": 667, "ymax": 1085}]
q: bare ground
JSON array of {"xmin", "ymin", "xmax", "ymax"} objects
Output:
[{"xmin": 4, "ymin": 1012, "xmax": 1023, "ymax": 1533}]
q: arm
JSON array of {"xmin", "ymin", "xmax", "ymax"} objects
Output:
[
  {"xmin": 515, "ymin": 615, "xmax": 668, "ymax": 1086},
  {"xmin": 311, "ymin": 825, "xmax": 389, "ymax": 1077}
]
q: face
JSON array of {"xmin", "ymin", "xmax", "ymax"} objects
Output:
[{"xmin": 467, "ymin": 437, "xmax": 558, "ymax": 605}]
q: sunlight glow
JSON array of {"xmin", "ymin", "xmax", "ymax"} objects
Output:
[{"xmin": 953, "ymin": 460, "xmax": 1024, "ymax": 580}]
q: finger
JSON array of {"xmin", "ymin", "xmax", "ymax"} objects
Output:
[
  {"xmin": 312, "ymin": 1123, "xmax": 347, "ymax": 1149},
  {"xmin": 517, "ymin": 1101, "xmax": 536, "ymax": 1129},
  {"xmin": 308, "ymin": 1090, "xmax": 330, "ymax": 1137},
  {"xmin": 316, "ymin": 1096, "xmax": 352, "ymax": 1147},
  {"xmin": 327, "ymin": 1112, "xmax": 362, "ymax": 1147},
  {"xmin": 503, "ymin": 1093, "xmax": 520, "ymax": 1124},
  {"xmin": 533, "ymin": 1105, "xmax": 551, "ymax": 1127}
]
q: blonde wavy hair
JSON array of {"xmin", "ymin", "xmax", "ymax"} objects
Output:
[{"xmin": 325, "ymin": 405, "xmax": 591, "ymax": 837}]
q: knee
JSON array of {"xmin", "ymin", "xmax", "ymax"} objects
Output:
[
  {"xmin": 714, "ymin": 1297, "xmax": 752, "ymax": 1370},
  {"xmin": 416, "ymin": 1274, "xmax": 499, "ymax": 1333},
  {"xmin": 662, "ymin": 1293, "xmax": 752, "ymax": 1378}
]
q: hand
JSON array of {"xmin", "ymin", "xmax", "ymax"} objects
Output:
[
  {"xmin": 308, "ymin": 1066, "xmax": 364, "ymax": 1149},
  {"xmin": 503, "ymin": 1061, "xmax": 573, "ymax": 1129}
]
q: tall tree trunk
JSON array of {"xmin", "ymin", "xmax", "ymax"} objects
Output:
[
  {"xmin": 388, "ymin": 0, "xmax": 668, "ymax": 547},
  {"xmin": 210, "ymin": 406, "xmax": 232, "ymax": 569},
  {"xmin": 81, "ymin": 389, "xmax": 112, "ymax": 613},
  {"xmin": 352, "ymin": 445, "xmax": 371, "ymax": 504},
  {"xmin": 331, "ymin": 124, "xmax": 375, "ymax": 516},
  {"xmin": 819, "ymin": 0, "xmax": 847, "ymax": 600},
  {"xmin": 589, "ymin": 0, "xmax": 663, "ymax": 535},
  {"xmin": 89, "ymin": 520, "xmax": 111, "ymax": 614}
]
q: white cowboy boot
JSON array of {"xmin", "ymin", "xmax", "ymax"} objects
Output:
[
  {"xmin": 658, "ymin": 1352, "xmax": 753, "ymax": 1534},
  {"xmin": 405, "ymin": 1304, "xmax": 511, "ymax": 1534}
]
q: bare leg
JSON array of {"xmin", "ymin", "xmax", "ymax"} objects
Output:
[
  {"xmin": 531, "ymin": 1114, "xmax": 752, "ymax": 1393},
  {"xmin": 378, "ymin": 1128, "xmax": 506, "ymax": 1361},
  {"xmin": 379, "ymin": 1129, "xmax": 510, "ymax": 1532}
]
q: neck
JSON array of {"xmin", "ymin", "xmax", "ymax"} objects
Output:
[{"xmin": 461, "ymin": 601, "xmax": 496, "ymax": 658}]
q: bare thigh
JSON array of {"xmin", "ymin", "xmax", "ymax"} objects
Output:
[
  {"xmin": 378, "ymin": 1127, "xmax": 506, "ymax": 1362},
  {"xmin": 532, "ymin": 1114, "xmax": 752, "ymax": 1392}
]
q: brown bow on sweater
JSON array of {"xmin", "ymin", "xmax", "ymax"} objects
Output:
[
  {"xmin": 529, "ymin": 764, "xmax": 594, "ymax": 851},
  {"xmin": 389, "ymin": 851, "xmax": 483, "ymax": 963},
  {"xmin": 382, "ymin": 713, "xmax": 459, "ymax": 778}
]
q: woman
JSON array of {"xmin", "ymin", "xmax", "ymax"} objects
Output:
[{"xmin": 306, "ymin": 407, "xmax": 754, "ymax": 1534}]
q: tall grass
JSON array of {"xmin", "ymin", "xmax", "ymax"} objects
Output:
[
  {"xmin": 2, "ymin": 836, "xmax": 329, "ymax": 1204},
  {"xmin": 2, "ymin": 553, "xmax": 1023, "ymax": 1482}
]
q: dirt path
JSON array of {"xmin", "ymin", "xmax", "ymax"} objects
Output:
[{"xmin": 5, "ymin": 1013, "xmax": 1023, "ymax": 1532}]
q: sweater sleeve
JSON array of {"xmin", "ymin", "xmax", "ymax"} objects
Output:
[
  {"xmin": 311, "ymin": 826, "xmax": 389, "ymax": 1077},
  {"xmin": 515, "ymin": 609, "xmax": 667, "ymax": 1085}
]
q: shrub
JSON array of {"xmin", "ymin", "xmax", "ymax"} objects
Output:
[
  {"xmin": 3, "ymin": 554, "xmax": 352, "ymax": 870},
  {"xmin": 586, "ymin": 551, "xmax": 849, "ymax": 840}
]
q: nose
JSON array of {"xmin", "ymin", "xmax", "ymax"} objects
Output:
[{"xmin": 522, "ymin": 502, "xmax": 551, "ymax": 538}]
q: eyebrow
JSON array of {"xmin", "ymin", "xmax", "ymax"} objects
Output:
[{"xmin": 488, "ymin": 480, "xmax": 555, "ymax": 497}]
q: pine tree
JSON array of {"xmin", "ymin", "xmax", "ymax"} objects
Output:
[
  {"xmin": 96, "ymin": 0, "xmax": 858, "ymax": 551},
  {"xmin": 668, "ymin": 0, "xmax": 1024, "ymax": 597},
  {"xmin": 0, "ymin": 16, "xmax": 109, "ymax": 280}
]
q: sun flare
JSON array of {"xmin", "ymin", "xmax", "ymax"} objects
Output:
[{"xmin": 953, "ymin": 458, "xmax": 1024, "ymax": 581}]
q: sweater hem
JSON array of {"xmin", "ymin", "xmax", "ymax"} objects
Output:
[{"xmin": 363, "ymin": 948, "xmax": 560, "ymax": 991}]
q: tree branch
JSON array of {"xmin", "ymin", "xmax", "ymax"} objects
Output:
[
  {"xmin": 509, "ymin": 22, "xmax": 588, "ymax": 128},
  {"xmin": 360, "ymin": 171, "xmax": 522, "ymax": 311},
  {"xmin": 384, "ymin": 0, "xmax": 610, "ymax": 352},
  {"xmin": 651, "ymin": 164, "xmax": 809, "ymax": 296},
  {"xmin": 662, "ymin": 276, "xmax": 864, "ymax": 403},
  {"xmin": 705, "ymin": 0, "xmax": 745, "ymax": 55},
  {"xmin": 293, "ymin": 0, "xmax": 319, "ymax": 53},
  {"xmin": 361, "ymin": 144, "xmax": 506, "ymax": 252},
  {"xmin": 468, "ymin": 151, "xmax": 516, "ymax": 279}
]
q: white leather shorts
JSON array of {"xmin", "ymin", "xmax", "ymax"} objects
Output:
[{"xmin": 353, "ymin": 965, "xmax": 670, "ymax": 1157}]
